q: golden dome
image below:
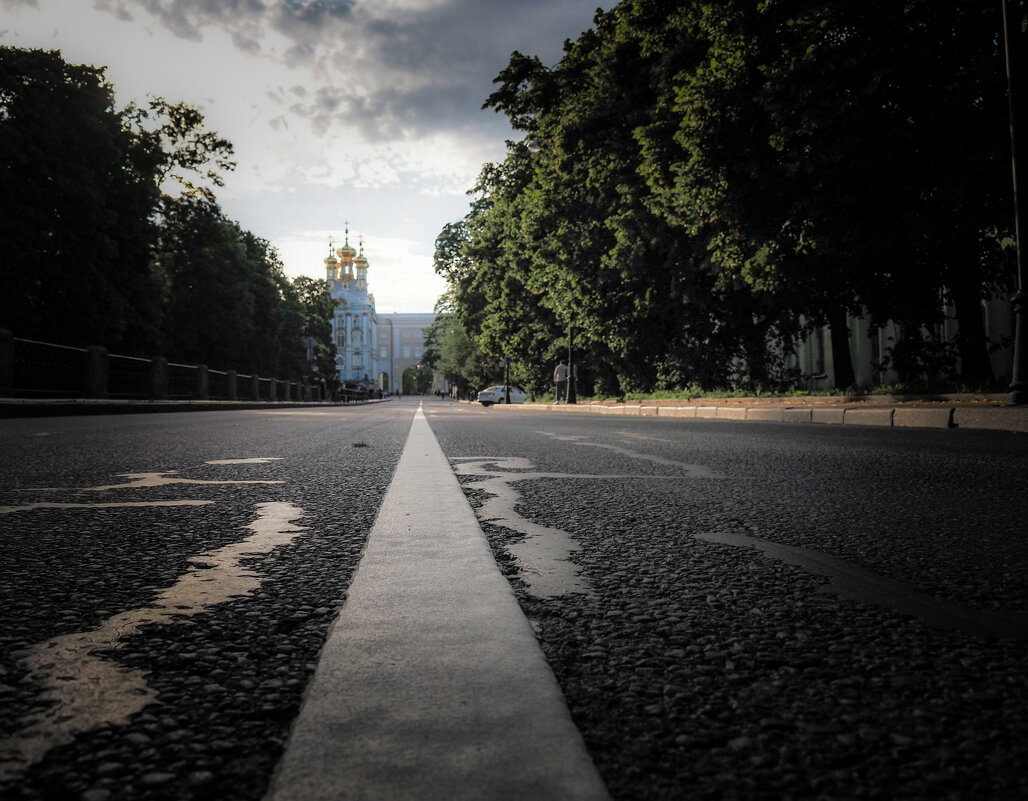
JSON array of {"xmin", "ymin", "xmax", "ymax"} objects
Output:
[{"xmin": 337, "ymin": 227, "xmax": 357, "ymax": 261}]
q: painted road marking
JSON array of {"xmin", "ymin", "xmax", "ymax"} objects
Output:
[
  {"xmin": 696, "ymin": 528, "xmax": 1028, "ymax": 640},
  {"xmin": 451, "ymin": 455, "xmax": 712, "ymax": 599},
  {"xmin": 0, "ymin": 502, "xmax": 308, "ymax": 781},
  {"xmin": 265, "ymin": 405, "xmax": 611, "ymax": 801},
  {"xmin": 80, "ymin": 471, "xmax": 284, "ymax": 492},
  {"xmin": 534, "ymin": 430, "xmax": 728, "ymax": 477}
]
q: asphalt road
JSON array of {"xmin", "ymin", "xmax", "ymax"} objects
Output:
[
  {"xmin": 0, "ymin": 403, "xmax": 413, "ymax": 801},
  {"xmin": 424, "ymin": 402, "xmax": 1028, "ymax": 801},
  {"xmin": 2, "ymin": 397, "xmax": 1027, "ymax": 801}
]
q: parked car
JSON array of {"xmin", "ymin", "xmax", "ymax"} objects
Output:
[{"xmin": 477, "ymin": 385, "xmax": 527, "ymax": 406}]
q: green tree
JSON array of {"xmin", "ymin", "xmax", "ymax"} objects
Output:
[
  {"xmin": 475, "ymin": 3, "xmax": 769, "ymax": 394},
  {"xmin": 457, "ymin": 0, "xmax": 1015, "ymax": 394},
  {"xmin": 423, "ymin": 310, "xmax": 492, "ymax": 395},
  {"xmin": 292, "ymin": 275, "xmax": 335, "ymax": 342},
  {"xmin": 156, "ymin": 197, "xmax": 303, "ymax": 377},
  {"xmin": 291, "ymin": 274, "xmax": 338, "ymax": 379},
  {"xmin": 131, "ymin": 97, "xmax": 236, "ymax": 202},
  {"xmin": 636, "ymin": 0, "xmax": 1013, "ymax": 387},
  {"xmin": 1, "ymin": 47, "xmax": 243, "ymax": 362},
  {"xmin": 241, "ymin": 232, "xmax": 305, "ymax": 378},
  {"xmin": 402, "ymin": 363, "xmax": 435, "ymax": 395},
  {"xmin": 0, "ymin": 47, "xmax": 160, "ymax": 351}
]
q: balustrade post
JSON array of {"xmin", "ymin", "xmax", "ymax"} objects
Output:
[
  {"xmin": 151, "ymin": 357, "xmax": 168, "ymax": 400},
  {"xmin": 195, "ymin": 365, "xmax": 209, "ymax": 400},
  {"xmin": 0, "ymin": 329, "xmax": 12, "ymax": 397},
  {"xmin": 83, "ymin": 346, "xmax": 109, "ymax": 399}
]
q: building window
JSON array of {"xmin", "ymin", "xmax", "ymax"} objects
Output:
[
  {"xmin": 380, "ymin": 346, "xmax": 387, "ymax": 358},
  {"xmin": 415, "ymin": 346, "xmax": 422, "ymax": 358},
  {"xmin": 403, "ymin": 346, "xmax": 411, "ymax": 358}
]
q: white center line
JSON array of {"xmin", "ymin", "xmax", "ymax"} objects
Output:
[{"xmin": 265, "ymin": 405, "xmax": 610, "ymax": 801}]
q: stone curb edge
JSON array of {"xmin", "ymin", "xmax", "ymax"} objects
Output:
[{"xmin": 501, "ymin": 403, "xmax": 1028, "ymax": 433}]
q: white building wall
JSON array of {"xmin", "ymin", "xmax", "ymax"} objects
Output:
[{"xmin": 791, "ymin": 299, "xmax": 1011, "ymax": 392}]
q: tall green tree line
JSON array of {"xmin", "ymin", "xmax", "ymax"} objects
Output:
[
  {"xmin": 1, "ymin": 47, "xmax": 332, "ymax": 379},
  {"xmin": 433, "ymin": 0, "xmax": 1020, "ymax": 395}
]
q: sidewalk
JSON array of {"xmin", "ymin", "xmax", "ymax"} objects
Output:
[{"xmin": 504, "ymin": 394, "xmax": 1028, "ymax": 433}]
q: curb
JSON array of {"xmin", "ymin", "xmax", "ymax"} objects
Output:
[{"xmin": 501, "ymin": 402, "xmax": 1028, "ymax": 433}]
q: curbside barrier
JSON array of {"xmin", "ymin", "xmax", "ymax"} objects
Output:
[
  {"xmin": 782, "ymin": 408, "xmax": 814, "ymax": 423},
  {"xmin": 490, "ymin": 399, "xmax": 1027, "ymax": 434},
  {"xmin": 953, "ymin": 406, "xmax": 1028, "ymax": 433},
  {"xmin": 657, "ymin": 406, "xmax": 696, "ymax": 418},
  {"xmin": 811, "ymin": 408, "xmax": 847, "ymax": 425},
  {"xmin": 844, "ymin": 407, "xmax": 895, "ymax": 427},
  {"xmin": 894, "ymin": 407, "xmax": 954, "ymax": 429},
  {"xmin": 746, "ymin": 407, "xmax": 784, "ymax": 423}
]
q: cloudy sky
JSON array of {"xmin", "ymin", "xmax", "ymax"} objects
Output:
[{"xmin": 1, "ymin": 0, "xmax": 606, "ymax": 312}]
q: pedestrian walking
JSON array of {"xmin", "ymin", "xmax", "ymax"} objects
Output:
[{"xmin": 553, "ymin": 359, "xmax": 569, "ymax": 403}]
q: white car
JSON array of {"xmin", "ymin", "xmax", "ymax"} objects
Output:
[{"xmin": 477, "ymin": 385, "xmax": 527, "ymax": 406}]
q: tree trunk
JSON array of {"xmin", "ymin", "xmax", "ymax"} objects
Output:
[
  {"xmin": 828, "ymin": 309, "xmax": 856, "ymax": 390},
  {"xmin": 950, "ymin": 275, "xmax": 994, "ymax": 389}
]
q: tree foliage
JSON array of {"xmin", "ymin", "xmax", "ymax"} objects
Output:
[
  {"xmin": 1, "ymin": 47, "xmax": 327, "ymax": 381},
  {"xmin": 423, "ymin": 310, "xmax": 493, "ymax": 396},
  {"xmin": 0, "ymin": 46, "xmax": 160, "ymax": 351},
  {"xmin": 128, "ymin": 96, "xmax": 236, "ymax": 202},
  {"xmin": 151, "ymin": 196, "xmax": 307, "ymax": 376},
  {"xmin": 436, "ymin": 0, "xmax": 1017, "ymax": 393}
]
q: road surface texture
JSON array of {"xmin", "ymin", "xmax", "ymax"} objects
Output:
[
  {"xmin": 424, "ymin": 401, "xmax": 1028, "ymax": 801},
  {"xmin": 2, "ymin": 397, "xmax": 1027, "ymax": 800},
  {"xmin": 0, "ymin": 404, "xmax": 412, "ymax": 801}
]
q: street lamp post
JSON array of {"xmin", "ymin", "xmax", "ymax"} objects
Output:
[
  {"xmin": 1004, "ymin": 0, "xmax": 1027, "ymax": 403},
  {"xmin": 567, "ymin": 324, "xmax": 577, "ymax": 404},
  {"xmin": 503, "ymin": 355, "xmax": 511, "ymax": 404}
]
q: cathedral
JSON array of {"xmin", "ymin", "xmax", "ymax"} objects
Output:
[{"xmin": 324, "ymin": 229, "xmax": 435, "ymax": 393}]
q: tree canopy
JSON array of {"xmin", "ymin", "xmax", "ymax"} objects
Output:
[
  {"xmin": 1, "ymin": 46, "xmax": 331, "ymax": 380},
  {"xmin": 434, "ymin": 0, "xmax": 1018, "ymax": 394}
]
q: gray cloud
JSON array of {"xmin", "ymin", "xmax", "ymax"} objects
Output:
[
  {"xmin": 96, "ymin": 0, "xmax": 603, "ymax": 146},
  {"xmin": 270, "ymin": 0, "xmax": 354, "ymax": 38}
]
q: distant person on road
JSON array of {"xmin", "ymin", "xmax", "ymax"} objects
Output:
[{"xmin": 554, "ymin": 359, "xmax": 569, "ymax": 403}]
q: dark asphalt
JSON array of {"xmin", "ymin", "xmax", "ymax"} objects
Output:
[
  {"xmin": 0, "ymin": 404, "xmax": 413, "ymax": 801},
  {"xmin": 425, "ymin": 403, "xmax": 1028, "ymax": 801},
  {"xmin": 2, "ymin": 399, "xmax": 1027, "ymax": 801}
]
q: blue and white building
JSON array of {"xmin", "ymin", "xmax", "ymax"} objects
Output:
[{"xmin": 324, "ymin": 230, "xmax": 437, "ymax": 393}]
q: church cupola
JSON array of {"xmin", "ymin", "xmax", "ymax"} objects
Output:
[
  {"xmin": 337, "ymin": 227, "xmax": 357, "ymax": 278},
  {"xmin": 324, "ymin": 241, "xmax": 339, "ymax": 281},
  {"xmin": 355, "ymin": 240, "xmax": 369, "ymax": 288}
]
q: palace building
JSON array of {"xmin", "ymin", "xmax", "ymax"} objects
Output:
[{"xmin": 324, "ymin": 229, "xmax": 435, "ymax": 393}]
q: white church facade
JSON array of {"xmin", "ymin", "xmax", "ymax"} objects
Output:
[{"xmin": 324, "ymin": 231, "xmax": 435, "ymax": 392}]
